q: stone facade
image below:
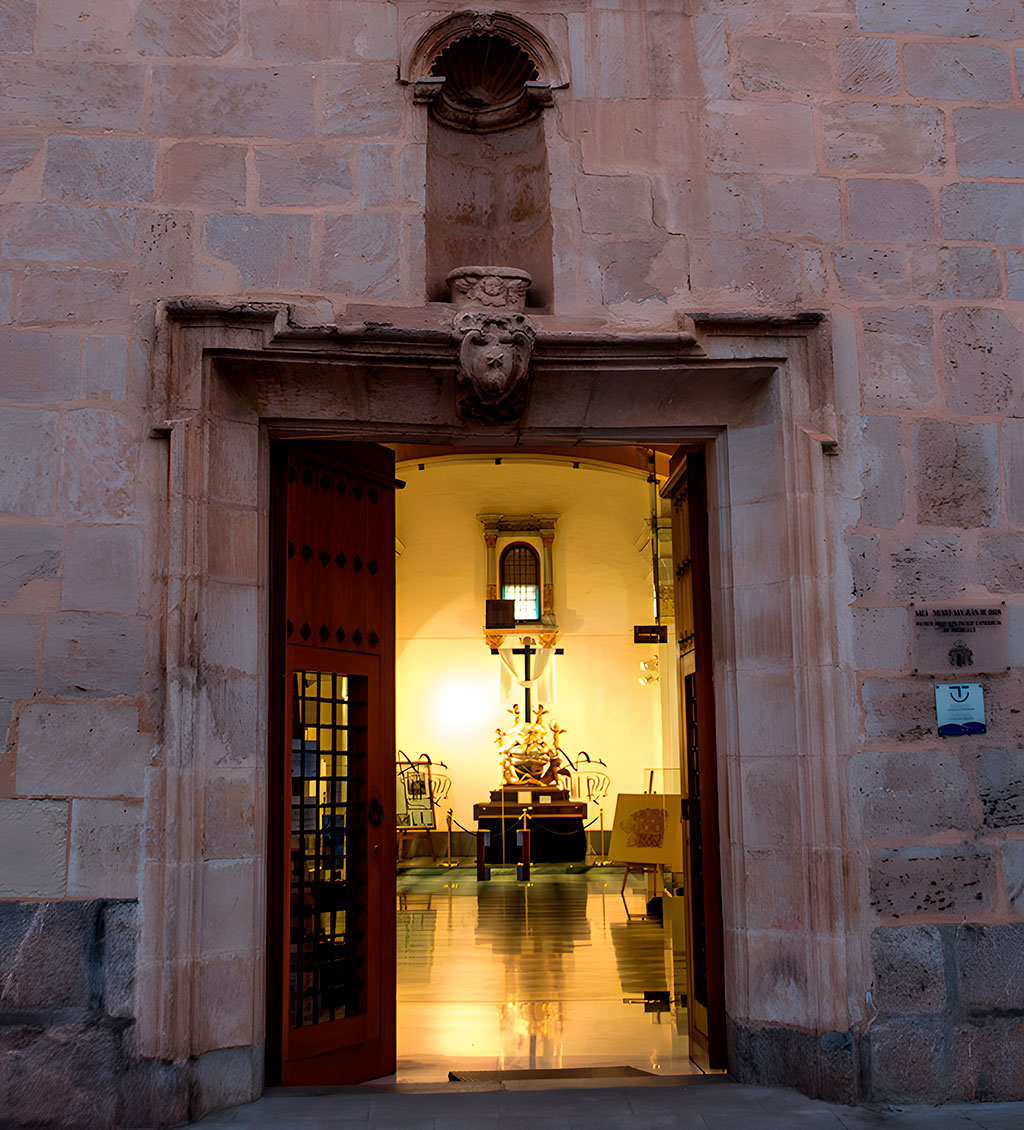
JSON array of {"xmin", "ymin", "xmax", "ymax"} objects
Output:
[{"xmin": 1, "ymin": 0, "xmax": 1022, "ymax": 1125}]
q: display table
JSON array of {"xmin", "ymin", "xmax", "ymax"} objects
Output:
[{"xmin": 473, "ymin": 784, "xmax": 588, "ymax": 863}]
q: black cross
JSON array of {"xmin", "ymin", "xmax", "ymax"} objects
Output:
[{"xmin": 490, "ymin": 639, "xmax": 565, "ymax": 717}]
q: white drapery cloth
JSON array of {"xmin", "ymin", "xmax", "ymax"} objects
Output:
[{"xmin": 497, "ymin": 646, "xmax": 556, "ymax": 706}]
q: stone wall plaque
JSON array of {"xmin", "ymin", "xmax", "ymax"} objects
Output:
[
  {"xmin": 911, "ymin": 603, "xmax": 1008, "ymax": 675},
  {"xmin": 935, "ymin": 683, "xmax": 986, "ymax": 736}
]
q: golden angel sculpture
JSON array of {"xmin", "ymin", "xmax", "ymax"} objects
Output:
[{"xmin": 494, "ymin": 704, "xmax": 571, "ymax": 788}]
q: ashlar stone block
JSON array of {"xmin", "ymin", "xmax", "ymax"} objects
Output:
[
  {"xmin": 833, "ymin": 247, "xmax": 907, "ymax": 300},
  {"xmin": 18, "ymin": 266, "xmax": 131, "ymax": 326},
  {"xmin": 656, "ymin": 174, "xmax": 763, "ymax": 237},
  {"xmin": 205, "ymin": 213, "xmax": 311, "ymax": 291},
  {"xmin": 578, "ymin": 174, "xmax": 654, "ymax": 236},
  {"xmin": 764, "ymin": 176, "xmax": 839, "ymax": 239},
  {"xmin": 1001, "ymin": 841, "xmax": 1024, "ymax": 915},
  {"xmin": 42, "ymin": 136, "xmax": 156, "ymax": 204},
  {"xmin": 61, "ymin": 525, "xmax": 142, "ymax": 614},
  {"xmin": 1, "ymin": 203, "xmax": 134, "ymax": 264},
  {"xmin": 823, "ymin": 104, "xmax": 944, "ymax": 174},
  {"xmin": 941, "ymin": 307, "xmax": 1023, "ymax": 416},
  {"xmin": 848, "ymin": 179, "xmax": 933, "ymax": 243},
  {"xmin": 910, "ymin": 247, "xmax": 1001, "ymax": 301},
  {"xmin": 850, "ymin": 750, "xmax": 971, "ymax": 839},
  {"xmin": 35, "ymin": 0, "xmax": 133, "ymax": 54},
  {"xmin": 870, "ymin": 846, "xmax": 996, "ymax": 918},
  {"xmin": 357, "ymin": 143, "xmax": 395, "ymax": 209},
  {"xmin": 256, "ymin": 142, "xmax": 354, "ymax": 207},
  {"xmin": 861, "ymin": 677, "xmax": 938, "ymax": 743},
  {"xmin": 60, "ymin": 407, "xmax": 139, "ymax": 520},
  {"xmin": 202, "ymin": 769, "xmax": 258, "ymax": 860},
  {"xmin": 859, "ymin": 414, "xmax": 905, "ymax": 528},
  {"xmin": 942, "ymin": 182, "xmax": 1024, "ymax": 245},
  {"xmin": 846, "ymin": 531, "xmax": 880, "ymax": 600},
  {"xmin": 857, "ymin": 0, "xmax": 1022, "ymax": 39},
  {"xmin": 978, "ymin": 532, "xmax": 1024, "ymax": 593},
  {"xmin": 320, "ymin": 211, "xmax": 400, "ymax": 300},
  {"xmin": 0, "ymin": 329, "xmax": 80, "ymax": 402},
  {"xmin": 1005, "ymin": 417, "xmax": 1024, "ymax": 528},
  {"xmin": 0, "ymin": 60, "xmax": 145, "ymax": 130},
  {"xmin": 0, "ymin": 524, "xmax": 61, "ymax": 602},
  {"xmin": 860, "ymin": 306, "xmax": 938, "ymax": 411},
  {"xmin": 0, "ymin": 408, "xmax": 58, "ymax": 517},
  {"xmin": 977, "ymin": 749, "xmax": 1024, "ymax": 829},
  {"xmin": 955, "ymin": 924, "xmax": 1024, "ymax": 1012},
  {"xmin": 0, "ymin": 799, "xmax": 68, "ymax": 898},
  {"xmin": 0, "ymin": 0, "xmax": 35, "ymax": 53},
  {"xmin": 0, "ymin": 612, "xmax": 41, "ymax": 707},
  {"xmin": 889, "ymin": 533, "xmax": 965, "ymax": 599},
  {"xmin": 703, "ymin": 102, "xmax": 815, "ymax": 175},
  {"xmin": 158, "ymin": 142, "xmax": 246, "ymax": 208},
  {"xmin": 870, "ymin": 925, "xmax": 947, "ymax": 1015},
  {"xmin": 852, "ymin": 606, "xmax": 910, "ymax": 671},
  {"xmin": 866, "ymin": 1015, "xmax": 948, "ymax": 1102},
  {"xmin": 736, "ymin": 35, "xmax": 831, "ymax": 95},
  {"xmin": 134, "ymin": 0, "xmax": 239, "ymax": 57},
  {"xmin": 245, "ymin": 0, "xmax": 396, "ymax": 62},
  {"xmin": 39, "ymin": 612, "xmax": 147, "ymax": 699},
  {"xmin": 80, "ymin": 335, "xmax": 128, "ymax": 399},
  {"xmin": 956, "ymin": 109, "xmax": 1024, "ymax": 179},
  {"xmin": 322, "ymin": 63, "xmax": 403, "ymax": 139},
  {"xmin": 147, "ymin": 64, "xmax": 315, "ymax": 139},
  {"xmin": 68, "ymin": 798, "xmax": 142, "ymax": 899},
  {"xmin": 133, "ymin": 211, "xmax": 196, "ymax": 295},
  {"xmin": 915, "ymin": 420, "xmax": 999, "ymax": 528},
  {"xmin": 0, "ymin": 136, "xmax": 42, "ymax": 190},
  {"xmin": 689, "ymin": 238, "xmax": 803, "ymax": 304},
  {"xmin": 836, "ymin": 36, "xmax": 899, "ymax": 96},
  {"xmin": 17, "ymin": 701, "xmax": 150, "ymax": 798},
  {"xmin": 904, "ymin": 43, "xmax": 1012, "ymax": 102},
  {"xmin": 1009, "ymin": 249, "xmax": 1024, "ymax": 302}
]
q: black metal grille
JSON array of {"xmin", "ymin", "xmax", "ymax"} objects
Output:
[
  {"xmin": 500, "ymin": 544, "xmax": 540, "ymax": 620},
  {"xmin": 289, "ymin": 670, "xmax": 368, "ymax": 1028}
]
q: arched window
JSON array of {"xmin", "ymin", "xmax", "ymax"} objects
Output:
[{"xmin": 499, "ymin": 543, "xmax": 540, "ymax": 621}]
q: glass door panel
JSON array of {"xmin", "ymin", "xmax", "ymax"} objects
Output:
[{"xmin": 290, "ymin": 670, "xmax": 368, "ymax": 1031}]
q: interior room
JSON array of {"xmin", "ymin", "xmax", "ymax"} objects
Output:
[{"xmin": 389, "ymin": 446, "xmax": 703, "ymax": 1081}]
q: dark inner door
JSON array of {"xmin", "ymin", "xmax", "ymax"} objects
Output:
[
  {"xmin": 665, "ymin": 447, "xmax": 727, "ymax": 1070},
  {"xmin": 267, "ymin": 442, "xmax": 398, "ymax": 1085}
]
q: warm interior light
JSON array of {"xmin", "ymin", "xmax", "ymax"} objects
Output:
[{"xmin": 432, "ymin": 674, "xmax": 497, "ymax": 733}]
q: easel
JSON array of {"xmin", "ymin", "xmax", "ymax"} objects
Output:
[{"xmin": 396, "ymin": 753, "xmax": 441, "ymax": 861}]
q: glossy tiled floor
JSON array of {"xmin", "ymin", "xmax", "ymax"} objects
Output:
[{"xmin": 394, "ymin": 863, "xmax": 701, "ymax": 1082}]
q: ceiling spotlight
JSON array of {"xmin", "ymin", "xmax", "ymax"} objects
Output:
[{"xmin": 638, "ymin": 657, "xmax": 659, "ymax": 685}]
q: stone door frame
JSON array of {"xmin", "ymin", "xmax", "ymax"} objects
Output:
[{"xmin": 141, "ymin": 300, "xmax": 858, "ymax": 1100}]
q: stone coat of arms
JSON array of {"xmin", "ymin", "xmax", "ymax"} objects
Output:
[{"xmin": 448, "ymin": 266, "xmax": 537, "ymax": 423}]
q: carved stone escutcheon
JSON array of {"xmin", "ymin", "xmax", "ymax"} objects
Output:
[{"xmin": 448, "ymin": 267, "xmax": 536, "ymax": 423}]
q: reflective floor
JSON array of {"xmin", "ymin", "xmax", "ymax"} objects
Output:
[{"xmin": 395, "ymin": 863, "xmax": 701, "ymax": 1082}]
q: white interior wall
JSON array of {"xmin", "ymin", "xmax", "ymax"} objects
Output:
[{"xmin": 395, "ymin": 456, "xmax": 665, "ymax": 829}]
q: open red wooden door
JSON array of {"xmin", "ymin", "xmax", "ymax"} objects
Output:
[
  {"xmin": 268, "ymin": 442, "xmax": 398, "ymax": 1085},
  {"xmin": 664, "ymin": 447, "xmax": 727, "ymax": 1071}
]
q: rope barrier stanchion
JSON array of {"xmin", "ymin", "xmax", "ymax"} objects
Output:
[
  {"xmin": 439, "ymin": 808, "xmax": 459, "ymax": 868},
  {"xmin": 517, "ymin": 812, "xmax": 531, "ymax": 882},
  {"xmin": 476, "ymin": 830, "xmax": 491, "ymax": 881}
]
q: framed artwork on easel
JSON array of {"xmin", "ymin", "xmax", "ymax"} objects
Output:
[{"xmin": 396, "ymin": 757, "xmax": 436, "ymax": 831}]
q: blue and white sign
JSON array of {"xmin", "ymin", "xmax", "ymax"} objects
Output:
[{"xmin": 934, "ymin": 683, "xmax": 986, "ymax": 736}]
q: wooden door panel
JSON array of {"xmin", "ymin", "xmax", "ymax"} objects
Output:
[
  {"xmin": 270, "ymin": 444, "xmax": 397, "ymax": 1086},
  {"xmin": 664, "ymin": 448, "xmax": 727, "ymax": 1071}
]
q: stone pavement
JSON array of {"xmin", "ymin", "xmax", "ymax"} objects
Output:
[{"xmin": 189, "ymin": 1078, "xmax": 1024, "ymax": 1129}]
